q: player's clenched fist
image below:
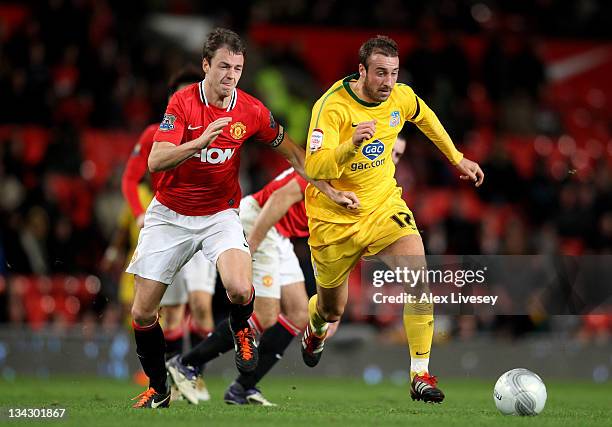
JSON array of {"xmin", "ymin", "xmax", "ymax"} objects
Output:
[
  {"xmin": 195, "ymin": 117, "xmax": 232, "ymax": 149},
  {"xmin": 352, "ymin": 120, "xmax": 377, "ymax": 147}
]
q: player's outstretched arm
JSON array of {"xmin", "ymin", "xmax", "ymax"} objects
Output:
[
  {"xmin": 247, "ymin": 178, "xmax": 304, "ymax": 253},
  {"xmin": 148, "ymin": 117, "xmax": 231, "ymax": 172},
  {"xmin": 274, "ymin": 133, "xmax": 361, "ymax": 209},
  {"xmin": 314, "ymin": 181, "xmax": 361, "ymax": 210},
  {"xmin": 273, "ymin": 132, "xmax": 307, "ymax": 179}
]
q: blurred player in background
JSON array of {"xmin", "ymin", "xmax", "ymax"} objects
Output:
[
  {"xmin": 126, "ymin": 28, "xmax": 355, "ymax": 409},
  {"xmin": 167, "ymin": 137, "xmax": 403, "ymax": 406},
  {"xmin": 121, "ymin": 66, "xmax": 216, "ymax": 402},
  {"xmin": 301, "ymin": 35, "xmax": 484, "ymax": 404}
]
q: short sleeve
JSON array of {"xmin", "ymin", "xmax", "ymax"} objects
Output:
[
  {"xmin": 252, "ymin": 103, "xmax": 283, "ymax": 147},
  {"xmin": 153, "ymin": 93, "xmax": 186, "ymax": 146}
]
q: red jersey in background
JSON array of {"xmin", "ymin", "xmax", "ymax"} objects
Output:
[{"xmin": 252, "ymin": 168, "xmax": 308, "ymax": 238}]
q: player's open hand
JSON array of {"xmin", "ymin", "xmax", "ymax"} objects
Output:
[
  {"xmin": 352, "ymin": 120, "xmax": 377, "ymax": 147},
  {"xmin": 456, "ymin": 157, "xmax": 484, "ymax": 187},
  {"xmin": 195, "ymin": 117, "xmax": 232, "ymax": 149},
  {"xmin": 329, "ymin": 190, "xmax": 361, "ymax": 210}
]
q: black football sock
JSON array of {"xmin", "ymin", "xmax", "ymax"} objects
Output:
[
  {"xmin": 133, "ymin": 316, "xmax": 168, "ymax": 393},
  {"xmin": 181, "ymin": 318, "xmax": 233, "ymax": 367},
  {"xmin": 236, "ymin": 315, "xmax": 298, "ymax": 389},
  {"xmin": 189, "ymin": 331, "xmax": 205, "ymax": 349},
  {"xmin": 163, "ymin": 326, "xmax": 184, "ymax": 360},
  {"xmin": 188, "ymin": 319, "xmax": 211, "ymax": 349},
  {"xmin": 229, "ymin": 287, "xmax": 255, "ymax": 332}
]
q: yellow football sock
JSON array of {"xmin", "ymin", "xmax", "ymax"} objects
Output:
[
  {"xmin": 403, "ymin": 301, "xmax": 433, "ymax": 380},
  {"xmin": 308, "ymin": 295, "xmax": 328, "ymax": 336}
]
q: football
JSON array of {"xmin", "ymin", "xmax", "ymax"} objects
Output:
[{"xmin": 493, "ymin": 368, "xmax": 547, "ymax": 416}]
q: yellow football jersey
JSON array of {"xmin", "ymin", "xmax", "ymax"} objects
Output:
[{"xmin": 305, "ymin": 73, "xmax": 463, "ymax": 223}]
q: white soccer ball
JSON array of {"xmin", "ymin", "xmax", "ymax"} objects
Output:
[{"xmin": 493, "ymin": 368, "xmax": 547, "ymax": 416}]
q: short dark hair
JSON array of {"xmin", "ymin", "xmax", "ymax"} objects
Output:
[
  {"xmin": 359, "ymin": 35, "xmax": 399, "ymax": 69},
  {"xmin": 202, "ymin": 28, "xmax": 246, "ymax": 64},
  {"xmin": 168, "ymin": 65, "xmax": 203, "ymax": 95}
]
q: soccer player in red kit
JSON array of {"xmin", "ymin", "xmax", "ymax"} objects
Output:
[
  {"xmin": 127, "ymin": 28, "xmax": 356, "ymax": 409},
  {"xmin": 122, "ymin": 67, "xmax": 217, "ymax": 402},
  {"xmin": 127, "ymin": 29, "xmax": 300, "ymax": 408}
]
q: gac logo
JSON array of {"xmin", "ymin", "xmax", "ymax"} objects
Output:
[
  {"xmin": 194, "ymin": 148, "xmax": 235, "ymax": 164},
  {"xmin": 362, "ymin": 140, "xmax": 385, "ymax": 160}
]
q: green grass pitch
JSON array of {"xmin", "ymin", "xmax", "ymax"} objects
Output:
[{"xmin": 0, "ymin": 376, "xmax": 609, "ymax": 426}]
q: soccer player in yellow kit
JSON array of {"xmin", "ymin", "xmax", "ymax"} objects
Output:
[{"xmin": 301, "ymin": 36, "xmax": 484, "ymax": 403}]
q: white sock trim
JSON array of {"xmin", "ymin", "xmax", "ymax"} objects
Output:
[{"xmin": 411, "ymin": 357, "xmax": 429, "ymax": 375}]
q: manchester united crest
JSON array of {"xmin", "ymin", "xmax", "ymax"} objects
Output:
[
  {"xmin": 262, "ymin": 275, "xmax": 273, "ymax": 287},
  {"xmin": 230, "ymin": 121, "xmax": 247, "ymax": 139}
]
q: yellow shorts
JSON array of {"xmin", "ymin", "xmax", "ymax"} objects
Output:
[{"xmin": 308, "ymin": 189, "xmax": 419, "ymax": 288}]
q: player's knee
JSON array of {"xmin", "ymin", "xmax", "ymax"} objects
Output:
[
  {"xmin": 131, "ymin": 305, "xmax": 158, "ymax": 326},
  {"xmin": 226, "ymin": 282, "xmax": 253, "ymax": 305}
]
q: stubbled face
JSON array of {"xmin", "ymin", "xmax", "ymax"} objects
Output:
[
  {"xmin": 360, "ymin": 53, "xmax": 399, "ymax": 102},
  {"xmin": 202, "ymin": 47, "xmax": 244, "ymax": 98},
  {"xmin": 392, "ymin": 137, "xmax": 406, "ymax": 165}
]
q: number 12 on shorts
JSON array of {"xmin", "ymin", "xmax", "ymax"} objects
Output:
[{"xmin": 390, "ymin": 212, "xmax": 416, "ymax": 230}]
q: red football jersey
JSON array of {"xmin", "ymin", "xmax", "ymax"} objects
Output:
[
  {"xmin": 153, "ymin": 81, "xmax": 283, "ymax": 216},
  {"xmin": 252, "ymin": 168, "xmax": 309, "ymax": 238},
  {"xmin": 121, "ymin": 123, "xmax": 167, "ymax": 217}
]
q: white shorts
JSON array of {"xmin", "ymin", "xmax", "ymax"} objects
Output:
[
  {"xmin": 160, "ymin": 250, "xmax": 217, "ymax": 306},
  {"xmin": 240, "ymin": 196, "xmax": 305, "ymax": 299},
  {"xmin": 127, "ymin": 197, "xmax": 249, "ymax": 285}
]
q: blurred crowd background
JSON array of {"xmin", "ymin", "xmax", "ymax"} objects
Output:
[{"xmin": 0, "ymin": 1, "xmax": 611, "ymax": 344}]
